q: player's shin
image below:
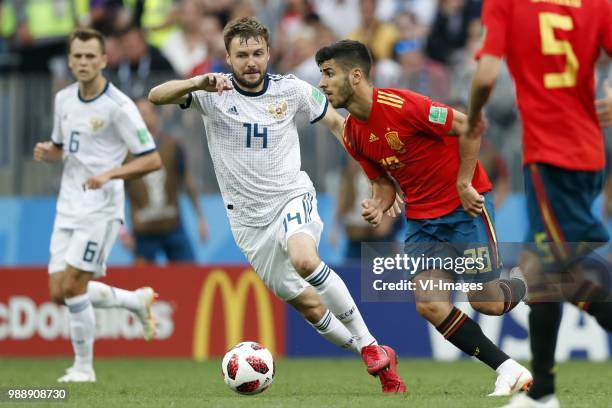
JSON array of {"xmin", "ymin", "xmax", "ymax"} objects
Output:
[
  {"xmin": 87, "ymin": 281, "xmax": 142, "ymax": 310},
  {"xmin": 305, "ymin": 262, "xmax": 376, "ymax": 349},
  {"xmin": 65, "ymin": 293, "xmax": 95, "ymax": 371},
  {"xmin": 527, "ymin": 302, "xmax": 562, "ymax": 399},
  {"xmin": 570, "ymin": 281, "xmax": 612, "ymax": 331},
  {"xmin": 436, "ymin": 306, "xmax": 510, "ymax": 370},
  {"xmin": 308, "ymin": 309, "xmax": 359, "ymax": 352}
]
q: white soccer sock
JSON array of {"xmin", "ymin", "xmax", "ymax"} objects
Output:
[
  {"xmin": 305, "ymin": 262, "xmax": 377, "ymax": 350},
  {"xmin": 65, "ymin": 293, "xmax": 95, "ymax": 371},
  {"xmin": 87, "ymin": 281, "xmax": 142, "ymax": 311},
  {"xmin": 309, "ymin": 310, "xmax": 359, "ymax": 353}
]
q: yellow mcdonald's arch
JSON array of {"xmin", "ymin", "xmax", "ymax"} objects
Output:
[{"xmin": 192, "ymin": 269, "xmax": 275, "ymax": 360}]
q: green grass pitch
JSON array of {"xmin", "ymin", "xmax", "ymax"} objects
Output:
[{"xmin": 1, "ymin": 358, "xmax": 610, "ymax": 407}]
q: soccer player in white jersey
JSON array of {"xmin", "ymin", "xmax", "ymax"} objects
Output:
[
  {"xmin": 149, "ymin": 17, "xmax": 405, "ymax": 392},
  {"xmin": 33, "ymin": 28, "xmax": 163, "ymax": 383}
]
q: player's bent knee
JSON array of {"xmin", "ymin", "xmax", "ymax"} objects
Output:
[
  {"xmin": 48, "ymin": 277, "xmax": 65, "ymax": 304},
  {"xmin": 61, "ymin": 281, "xmax": 82, "ymax": 299},
  {"xmin": 415, "ymin": 301, "xmax": 443, "ymax": 319},
  {"xmin": 472, "ymin": 301, "xmax": 504, "ymax": 316},
  {"xmin": 49, "ymin": 287, "xmax": 65, "ymax": 305},
  {"xmin": 290, "ymin": 256, "xmax": 321, "ymax": 277},
  {"xmin": 60, "ymin": 271, "xmax": 90, "ymax": 298}
]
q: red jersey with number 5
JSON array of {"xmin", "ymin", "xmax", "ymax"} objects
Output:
[
  {"xmin": 343, "ymin": 88, "xmax": 492, "ymax": 220},
  {"xmin": 478, "ymin": 0, "xmax": 612, "ymax": 171}
]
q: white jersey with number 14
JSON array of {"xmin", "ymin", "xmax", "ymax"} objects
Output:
[{"xmin": 185, "ymin": 73, "xmax": 328, "ymax": 227}]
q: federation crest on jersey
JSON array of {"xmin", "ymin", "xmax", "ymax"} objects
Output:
[
  {"xmin": 268, "ymin": 101, "xmax": 288, "ymax": 120},
  {"xmin": 385, "ymin": 131, "xmax": 405, "ymax": 152},
  {"xmin": 90, "ymin": 117, "xmax": 104, "ymax": 131}
]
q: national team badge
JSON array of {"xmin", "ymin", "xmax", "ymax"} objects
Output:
[
  {"xmin": 268, "ymin": 101, "xmax": 288, "ymax": 120},
  {"xmin": 90, "ymin": 117, "xmax": 104, "ymax": 131},
  {"xmin": 385, "ymin": 131, "xmax": 404, "ymax": 152}
]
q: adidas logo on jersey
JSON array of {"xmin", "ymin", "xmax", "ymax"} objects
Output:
[
  {"xmin": 369, "ymin": 133, "xmax": 379, "ymax": 142},
  {"xmin": 226, "ymin": 106, "xmax": 239, "ymax": 115}
]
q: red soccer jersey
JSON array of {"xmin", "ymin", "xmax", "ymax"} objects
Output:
[
  {"xmin": 343, "ymin": 88, "xmax": 492, "ymax": 220},
  {"xmin": 478, "ymin": 0, "xmax": 612, "ymax": 171}
]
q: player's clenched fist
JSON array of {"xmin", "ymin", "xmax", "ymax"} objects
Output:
[
  {"xmin": 362, "ymin": 198, "xmax": 384, "ymax": 227},
  {"xmin": 33, "ymin": 142, "xmax": 58, "ymax": 162},
  {"xmin": 83, "ymin": 173, "xmax": 112, "ymax": 190},
  {"xmin": 192, "ymin": 74, "xmax": 233, "ymax": 95},
  {"xmin": 457, "ymin": 184, "xmax": 485, "ymax": 217},
  {"xmin": 385, "ymin": 193, "xmax": 403, "ymax": 217}
]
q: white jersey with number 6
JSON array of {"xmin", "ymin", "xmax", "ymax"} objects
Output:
[
  {"xmin": 51, "ymin": 82, "xmax": 157, "ymax": 228},
  {"xmin": 184, "ymin": 73, "xmax": 328, "ymax": 227}
]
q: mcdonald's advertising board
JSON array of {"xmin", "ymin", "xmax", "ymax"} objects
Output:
[
  {"xmin": 1, "ymin": 266, "xmax": 610, "ymax": 360},
  {"xmin": 0, "ymin": 266, "xmax": 286, "ymax": 358}
]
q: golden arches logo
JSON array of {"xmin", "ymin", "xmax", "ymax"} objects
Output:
[{"xmin": 192, "ymin": 269, "xmax": 275, "ymax": 360}]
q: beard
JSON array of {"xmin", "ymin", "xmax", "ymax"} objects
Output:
[
  {"xmin": 232, "ymin": 67, "xmax": 265, "ymax": 89},
  {"xmin": 331, "ymin": 77, "xmax": 354, "ymax": 108}
]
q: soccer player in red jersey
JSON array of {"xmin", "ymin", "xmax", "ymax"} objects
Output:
[
  {"xmin": 316, "ymin": 40, "xmax": 532, "ymax": 396},
  {"xmin": 460, "ymin": 1, "xmax": 612, "ymax": 406}
]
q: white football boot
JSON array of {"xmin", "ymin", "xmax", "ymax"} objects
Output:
[
  {"xmin": 499, "ymin": 393, "xmax": 561, "ymax": 408},
  {"xmin": 489, "ymin": 360, "xmax": 533, "ymax": 397},
  {"xmin": 57, "ymin": 367, "xmax": 96, "ymax": 383},
  {"xmin": 133, "ymin": 287, "xmax": 158, "ymax": 341}
]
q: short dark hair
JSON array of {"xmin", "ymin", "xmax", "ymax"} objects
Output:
[
  {"xmin": 315, "ymin": 40, "xmax": 373, "ymax": 79},
  {"xmin": 223, "ymin": 17, "xmax": 270, "ymax": 52},
  {"xmin": 68, "ymin": 27, "xmax": 105, "ymax": 54}
]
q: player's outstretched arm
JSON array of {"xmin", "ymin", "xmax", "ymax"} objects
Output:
[
  {"xmin": 319, "ymin": 106, "xmax": 345, "ymax": 144},
  {"xmin": 33, "ymin": 141, "xmax": 63, "ymax": 163},
  {"xmin": 456, "ymin": 54, "xmax": 501, "ymax": 217},
  {"xmin": 148, "ymin": 74, "xmax": 233, "ymax": 105},
  {"xmin": 457, "ymin": 111, "xmax": 487, "ymax": 217},
  {"xmin": 83, "ymin": 151, "xmax": 162, "ymax": 190},
  {"xmin": 467, "ymin": 55, "xmax": 501, "ymax": 128}
]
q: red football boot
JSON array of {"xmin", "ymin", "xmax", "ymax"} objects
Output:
[
  {"xmin": 360, "ymin": 344, "xmax": 390, "ymax": 376},
  {"xmin": 378, "ymin": 345, "xmax": 407, "ymax": 393}
]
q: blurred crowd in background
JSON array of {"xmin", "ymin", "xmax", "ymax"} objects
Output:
[{"xmin": 0, "ymin": 0, "xmax": 611, "ymax": 259}]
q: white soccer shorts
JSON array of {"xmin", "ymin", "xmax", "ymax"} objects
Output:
[
  {"xmin": 48, "ymin": 220, "xmax": 121, "ymax": 277},
  {"xmin": 231, "ymin": 192, "xmax": 324, "ymax": 301}
]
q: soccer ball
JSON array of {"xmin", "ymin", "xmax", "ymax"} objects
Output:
[{"xmin": 221, "ymin": 341, "xmax": 275, "ymax": 395}]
